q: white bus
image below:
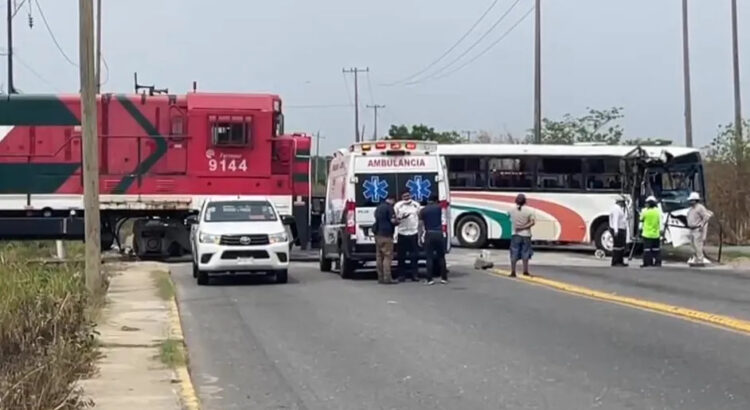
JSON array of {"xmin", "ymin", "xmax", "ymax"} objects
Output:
[{"xmin": 438, "ymin": 144, "xmax": 705, "ymax": 252}]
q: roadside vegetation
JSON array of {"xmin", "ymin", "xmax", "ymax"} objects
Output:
[
  {"xmin": 0, "ymin": 241, "xmax": 102, "ymax": 410},
  {"xmin": 158, "ymin": 338, "xmax": 187, "ymax": 368}
]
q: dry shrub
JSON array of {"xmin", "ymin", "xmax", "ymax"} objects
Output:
[
  {"xmin": 704, "ymin": 119, "xmax": 750, "ymax": 245},
  {"xmin": 0, "ymin": 242, "xmax": 99, "ymax": 410},
  {"xmin": 705, "ymin": 161, "xmax": 750, "ymax": 244}
]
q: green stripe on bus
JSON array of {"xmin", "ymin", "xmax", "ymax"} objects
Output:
[{"xmin": 452, "ymin": 205, "xmax": 513, "ymax": 240}]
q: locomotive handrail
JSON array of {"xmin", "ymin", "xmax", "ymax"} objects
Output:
[{"xmin": 0, "ymin": 133, "xmax": 190, "ymax": 159}]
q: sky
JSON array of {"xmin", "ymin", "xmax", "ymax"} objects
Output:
[{"xmin": 1, "ymin": 0, "xmax": 748, "ymax": 156}]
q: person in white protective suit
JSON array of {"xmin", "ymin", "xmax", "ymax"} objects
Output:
[{"xmin": 686, "ymin": 192, "xmax": 713, "ymax": 267}]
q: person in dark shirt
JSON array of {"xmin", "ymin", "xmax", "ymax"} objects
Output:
[
  {"xmin": 419, "ymin": 196, "xmax": 446, "ymax": 285},
  {"xmin": 373, "ymin": 194, "xmax": 398, "ymax": 284}
]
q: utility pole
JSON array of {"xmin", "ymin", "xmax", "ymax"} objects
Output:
[
  {"xmin": 730, "ymin": 0, "xmax": 743, "ymax": 156},
  {"xmin": 6, "ymin": 0, "xmax": 15, "ymax": 94},
  {"xmin": 461, "ymin": 130, "xmax": 477, "ymax": 143},
  {"xmin": 95, "ymin": 0, "xmax": 101, "ymax": 93},
  {"xmin": 533, "ymin": 0, "xmax": 542, "ymax": 144},
  {"xmin": 342, "ymin": 67, "xmax": 369, "ymax": 143},
  {"xmin": 313, "ymin": 131, "xmax": 326, "ymax": 188},
  {"xmin": 366, "ymin": 104, "xmax": 385, "ymax": 140},
  {"xmin": 682, "ymin": 0, "xmax": 694, "ymax": 147},
  {"xmin": 79, "ymin": 0, "xmax": 101, "ymax": 293}
]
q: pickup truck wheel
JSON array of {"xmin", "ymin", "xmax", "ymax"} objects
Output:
[
  {"xmin": 275, "ymin": 269, "xmax": 289, "ymax": 284},
  {"xmin": 319, "ymin": 248, "xmax": 332, "ymax": 272},
  {"xmin": 339, "ymin": 252, "xmax": 355, "ymax": 279},
  {"xmin": 197, "ymin": 270, "xmax": 209, "ymax": 286},
  {"xmin": 192, "ymin": 262, "xmax": 198, "ymax": 278}
]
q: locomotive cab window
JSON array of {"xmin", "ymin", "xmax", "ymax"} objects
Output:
[{"xmin": 210, "ymin": 115, "xmax": 252, "ymax": 147}]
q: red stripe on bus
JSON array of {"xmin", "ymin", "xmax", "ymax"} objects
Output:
[{"xmin": 453, "ymin": 193, "xmax": 587, "ymax": 242}]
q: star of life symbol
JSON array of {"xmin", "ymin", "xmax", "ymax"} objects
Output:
[
  {"xmin": 363, "ymin": 176, "xmax": 389, "ymax": 203},
  {"xmin": 406, "ymin": 176, "xmax": 432, "ymax": 202}
]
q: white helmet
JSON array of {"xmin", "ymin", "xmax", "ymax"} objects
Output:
[
  {"xmin": 688, "ymin": 192, "xmax": 701, "ymax": 202},
  {"xmin": 646, "ymin": 195, "xmax": 657, "ymax": 203}
]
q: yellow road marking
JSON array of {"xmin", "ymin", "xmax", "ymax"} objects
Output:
[
  {"xmin": 490, "ymin": 269, "xmax": 750, "ymax": 335},
  {"xmin": 168, "ymin": 297, "xmax": 201, "ymax": 410}
]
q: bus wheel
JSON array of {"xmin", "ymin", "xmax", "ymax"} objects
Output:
[
  {"xmin": 593, "ymin": 223, "xmax": 614, "ymax": 255},
  {"xmin": 457, "ymin": 215, "xmax": 487, "ymax": 248}
]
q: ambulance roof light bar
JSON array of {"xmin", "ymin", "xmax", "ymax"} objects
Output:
[{"xmin": 350, "ymin": 140, "xmax": 437, "ymax": 154}]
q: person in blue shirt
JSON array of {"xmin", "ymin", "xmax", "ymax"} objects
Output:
[
  {"xmin": 419, "ymin": 195, "xmax": 447, "ymax": 285},
  {"xmin": 373, "ymin": 194, "xmax": 398, "ymax": 284}
]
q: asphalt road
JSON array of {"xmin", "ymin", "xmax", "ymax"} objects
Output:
[{"xmin": 172, "ymin": 259, "xmax": 750, "ymax": 410}]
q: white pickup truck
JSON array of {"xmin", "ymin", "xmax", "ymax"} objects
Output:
[{"xmin": 190, "ymin": 197, "xmax": 290, "ymax": 285}]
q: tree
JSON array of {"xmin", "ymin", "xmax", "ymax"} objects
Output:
[
  {"xmin": 533, "ymin": 107, "xmax": 625, "ymax": 145},
  {"xmin": 706, "ymin": 119, "xmax": 750, "ymax": 164},
  {"xmin": 388, "ymin": 124, "xmax": 463, "ymax": 144}
]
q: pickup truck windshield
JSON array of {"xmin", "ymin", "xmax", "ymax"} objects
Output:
[{"xmin": 204, "ymin": 201, "xmax": 277, "ymax": 222}]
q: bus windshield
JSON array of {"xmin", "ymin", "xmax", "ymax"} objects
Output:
[{"xmin": 646, "ymin": 163, "xmax": 704, "ymax": 212}]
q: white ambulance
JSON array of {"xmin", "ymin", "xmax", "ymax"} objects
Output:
[{"xmin": 319, "ymin": 140, "xmax": 452, "ymax": 278}]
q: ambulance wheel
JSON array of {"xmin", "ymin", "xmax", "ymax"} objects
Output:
[
  {"xmin": 593, "ymin": 222, "xmax": 613, "ymax": 255},
  {"xmin": 319, "ymin": 248, "xmax": 332, "ymax": 272},
  {"xmin": 457, "ymin": 215, "xmax": 487, "ymax": 248},
  {"xmin": 339, "ymin": 252, "xmax": 355, "ymax": 279}
]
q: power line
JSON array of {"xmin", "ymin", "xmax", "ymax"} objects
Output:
[
  {"xmin": 381, "ymin": 0, "xmax": 502, "ymax": 86},
  {"xmin": 286, "ymin": 103, "xmax": 354, "ymax": 109},
  {"xmin": 100, "ymin": 53, "xmax": 109, "ymax": 86},
  {"xmin": 14, "ymin": 53, "xmax": 61, "ymax": 92},
  {"xmin": 420, "ymin": 6, "xmax": 534, "ymax": 84},
  {"xmin": 11, "ymin": 0, "xmax": 27, "ymax": 18},
  {"xmin": 406, "ymin": 0, "xmax": 525, "ymax": 85},
  {"xmin": 35, "ymin": 0, "xmax": 77, "ymax": 67}
]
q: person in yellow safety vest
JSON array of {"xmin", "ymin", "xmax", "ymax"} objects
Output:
[{"xmin": 639, "ymin": 195, "xmax": 663, "ymax": 268}]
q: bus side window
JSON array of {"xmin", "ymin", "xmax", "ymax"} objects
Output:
[
  {"xmin": 448, "ymin": 157, "xmax": 486, "ymax": 188},
  {"xmin": 537, "ymin": 157, "xmax": 583, "ymax": 190},
  {"xmin": 585, "ymin": 158, "xmax": 622, "ymax": 191},
  {"xmin": 488, "ymin": 157, "xmax": 535, "ymax": 190}
]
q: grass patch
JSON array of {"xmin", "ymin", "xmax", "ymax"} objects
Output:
[
  {"xmin": 0, "ymin": 241, "xmax": 102, "ymax": 409},
  {"xmin": 158, "ymin": 339, "xmax": 186, "ymax": 368},
  {"xmin": 151, "ymin": 269, "xmax": 175, "ymax": 301}
]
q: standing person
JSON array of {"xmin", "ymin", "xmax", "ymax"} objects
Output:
[
  {"xmin": 394, "ymin": 190, "xmax": 421, "ymax": 282},
  {"xmin": 639, "ymin": 195, "xmax": 663, "ymax": 268},
  {"xmin": 508, "ymin": 193, "xmax": 535, "ymax": 277},
  {"xmin": 686, "ymin": 191, "xmax": 713, "ymax": 267},
  {"xmin": 419, "ymin": 196, "xmax": 447, "ymax": 285},
  {"xmin": 609, "ymin": 197, "xmax": 629, "ymax": 267},
  {"xmin": 373, "ymin": 194, "xmax": 398, "ymax": 284}
]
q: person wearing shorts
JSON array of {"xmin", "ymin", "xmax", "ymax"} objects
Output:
[{"xmin": 508, "ymin": 193, "xmax": 535, "ymax": 277}]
